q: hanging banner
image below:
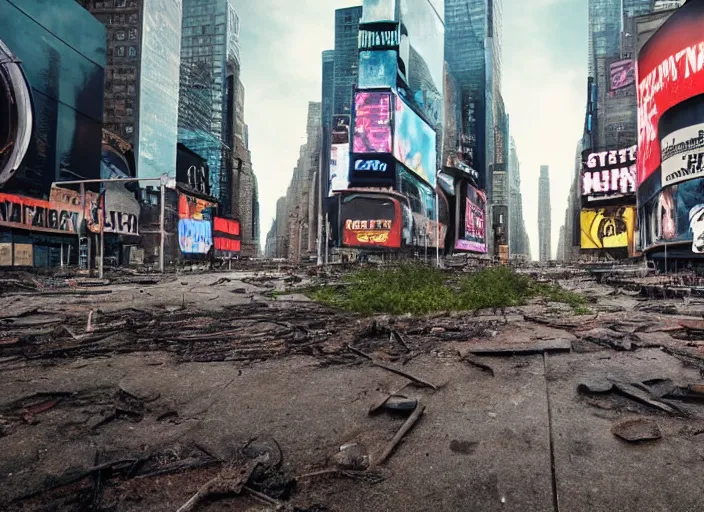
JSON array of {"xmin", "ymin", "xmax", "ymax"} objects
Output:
[
  {"xmin": 49, "ymin": 186, "xmax": 102, "ymax": 233},
  {"xmin": 103, "ymin": 181, "xmax": 140, "ymax": 235}
]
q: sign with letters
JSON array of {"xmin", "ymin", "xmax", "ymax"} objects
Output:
[
  {"xmin": 0, "ymin": 193, "xmax": 81, "ymax": 234},
  {"xmin": 358, "ymin": 27, "xmax": 399, "ymax": 50},
  {"xmin": 103, "ymin": 181, "xmax": 140, "ymax": 235},
  {"xmin": 581, "ymin": 145, "xmax": 637, "ymax": 204},
  {"xmin": 354, "ymin": 158, "xmax": 389, "ymax": 172}
]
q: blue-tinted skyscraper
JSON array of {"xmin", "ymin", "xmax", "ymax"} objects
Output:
[
  {"xmin": 178, "ymin": 0, "xmax": 240, "ymax": 205},
  {"xmin": 334, "ymin": 7, "xmax": 363, "ymax": 117},
  {"xmin": 444, "ymin": 0, "xmax": 502, "ymax": 196}
]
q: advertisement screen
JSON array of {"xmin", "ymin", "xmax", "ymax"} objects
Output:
[
  {"xmin": 636, "ymin": 0, "xmax": 704, "ymax": 187},
  {"xmin": 640, "ymin": 177, "xmax": 704, "ymax": 253},
  {"xmin": 353, "ymin": 92, "xmax": 392, "ymax": 154},
  {"xmin": 580, "ymin": 207, "xmax": 636, "ymax": 250},
  {"xmin": 178, "ymin": 219, "xmax": 212, "ymax": 254},
  {"xmin": 581, "ymin": 146, "xmax": 637, "ymax": 204},
  {"xmin": 329, "ymin": 144, "xmax": 350, "ymax": 194},
  {"xmin": 213, "ymin": 217, "xmax": 241, "ymax": 253},
  {"xmin": 178, "ymin": 193, "xmax": 216, "ymax": 220},
  {"xmin": 661, "ymin": 123, "xmax": 704, "ymax": 187},
  {"xmin": 340, "ymin": 194, "xmax": 402, "ymax": 248},
  {"xmin": 358, "ymin": 50, "xmax": 397, "ymax": 89},
  {"xmin": 394, "ymin": 97, "xmax": 437, "ymax": 187},
  {"xmin": 361, "ymin": 0, "xmax": 397, "ymax": 23},
  {"xmin": 455, "ymin": 184, "xmax": 486, "ymax": 253},
  {"xmin": 610, "ymin": 60, "xmax": 635, "ymax": 91}
]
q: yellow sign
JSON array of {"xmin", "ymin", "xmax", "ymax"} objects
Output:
[{"xmin": 581, "ymin": 207, "xmax": 635, "ymax": 250}]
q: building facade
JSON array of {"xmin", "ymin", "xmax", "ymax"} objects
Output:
[
  {"xmin": 507, "ymin": 137, "xmax": 529, "ymax": 259},
  {"xmin": 77, "ymin": 0, "xmax": 182, "ymax": 181},
  {"xmin": 1, "ymin": 0, "xmax": 106, "ymax": 267},
  {"xmin": 538, "ymin": 165, "xmax": 551, "ymax": 262},
  {"xmin": 178, "ymin": 0, "xmax": 240, "ymax": 206},
  {"xmin": 333, "ymin": 7, "xmax": 363, "ymax": 118}
]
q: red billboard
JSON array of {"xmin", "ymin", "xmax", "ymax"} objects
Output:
[
  {"xmin": 352, "ymin": 92, "xmax": 392, "ymax": 154},
  {"xmin": 636, "ymin": 0, "xmax": 704, "ymax": 187},
  {"xmin": 213, "ymin": 217, "xmax": 241, "ymax": 253},
  {"xmin": 340, "ymin": 194, "xmax": 402, "ymax": 249}
]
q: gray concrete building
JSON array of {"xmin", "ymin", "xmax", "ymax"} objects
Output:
[{"xmin": 538, "ymin": 165, "xmax": 551, "ymax": 262}]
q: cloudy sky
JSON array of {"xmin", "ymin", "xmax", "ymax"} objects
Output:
[{"xmin": 236, "ymin": 0, "xmax": 587, "ymax": 259}]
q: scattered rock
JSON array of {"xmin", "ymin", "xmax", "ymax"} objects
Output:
[{"xmin": 611, "ymin": 417, "xmax": 662, "ymax": 442}]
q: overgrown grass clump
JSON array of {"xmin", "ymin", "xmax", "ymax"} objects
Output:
[{"xmin": 306, "ymin": 263, "xmax": 587, "ymax": 316}]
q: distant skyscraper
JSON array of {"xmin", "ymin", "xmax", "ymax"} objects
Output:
[
  {"xmin": 333, "ymin": 7, "xmax": 362, "ymax": 117},
  {"xmin": 539, "ymin": 165, "xmax": 551, "ymax": 262}
]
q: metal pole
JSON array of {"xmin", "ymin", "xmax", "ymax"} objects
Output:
[
  {"xmin": 79, "ymin": 183, "xmax": 85, "ymax": 269},
  {"xmin": 317, "ymin": 159, "xmax": 324, "ymax": 266},
  {"xmin": 160, "ymin": 182, "xmax": 166, "ymax": 273},
  {"xmin": 435, "ymin": 189, "xmax": 440, "ymax": 268},
  {"xmin": 99, "ymin": 217, "xmax": 104, "ymax": 279},
  {"xmin": 324, "ymin": 213, "xmax": 329, "ymax": 265},
  {"xmin": 664, "ymin": 242, "xmax": 667, "ymax": 275}
]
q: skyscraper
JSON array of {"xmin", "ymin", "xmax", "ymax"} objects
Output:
[
  {"xmin": 508, "ymin": 137, "xmax": 529, "ymax": 258},
  {"xmin": 333, "ymin": 7, "xmax": 362, "ymax": 117},
  {"xmin": 539, "ymin": 165, "xmax": 551, "ymax": 262},
  {"xmin": 178, "ymin": 0, "xmax": 240, "ymax": 206},
  {"xmin": 445, "ymin": 0, "xmax": 502, "ymax": 196},
  {"xmin": 77, "ymin": 0, "xmax": 182, "ymax": 180}
]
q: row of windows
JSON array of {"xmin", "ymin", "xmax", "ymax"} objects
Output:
[
  {"xmin": 108, "ymin": 45, "xmax": 138, "ymax": 58},
  {"xmin": 112, "ymin": 28, "xmax": 138, "ymax": 41},
  {"xmin": 181, "ymin": 35, "xmax": 226, "ymax": 47},
  {"xmin": 95, "ymin": 12, "xmax": 138, "ymax": 25},
  {"xmin": 93, "ymin": 0, "xmax": 137, "ymax": 8},
  {"xmin": 182, "ymin": 24, "xmax": 226, "ymax": 36}
]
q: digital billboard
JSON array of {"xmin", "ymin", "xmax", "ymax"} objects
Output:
[
  {"xmin": 178, "ymin": 193, "xmax": 216, "ymax": 220},
  {"xmin": 581, "ymin": 145, "xmax": 637, "ymax": 204},
  {"xmin": 455, "ymin": 184, "xmax": 486, "ymax": 253},
  {"xmin": 213, "ymin": 217, "xmax": 240, "ymax": 253},
  {"xmin": 610, "ymin": 60, "xmax": 635, "ymax": 91},
  {"xmin": 329, "ymin": 115, "xmax": 351, "ymax": 195},
  {"xmin": 661, "ymin": 123, "xmax": 704, "ymax": 187},
  {"xmin": 636, "ymin": 0, "xmax": 704, "ymax": 188},
  {"xmin": 137, "ymin": 0, "xmax": 182, "ymax": 180},
  {"xmin": 580, "ymin": 207, "xmax": 636, "ymax": 250},
  {"xmin": 178, "ymin": 219, "xmax": 212, "ymax": 254},
  {"xmin": 640, "ymin": 177, "xmax": 704, "ymax": 253},
  {"xmin": 358, "ymin": 50, "xmax": 397, "ymax": 89},
  {"xmin": 353, "ymin": 92, "xmax": 392, "ymax": 154},
  {"xmin": 340, "ymin": 194, "xmax": 402, "ymax": 248},
  {"xmin": 394, "ymin": 97, "xmax": 437, "ymax": 187}
]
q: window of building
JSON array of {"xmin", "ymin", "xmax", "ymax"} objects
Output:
[
  {"xmin": 127, "ymin": 84, "xmax": 135, "ymax": 94},
  {"xmin": 129, "ymin": 13, "xmax": 137, "ymax": 24},
  {"xmin": 116, "ymin": 30, "xmax": 126, "ymax": 41},
  {"xmin": 128, "ymin": 28, "xmax": 137, "ymax": 40},
  {"xmin": 125, "ymin": 125, "xmax": 133, "ymax": 134},
  {"xmin": 116, "ymin": 0, "xmax": 126, "ymax": 6},
  {"xmin": 117, "ymin": 46, "xmax": 125, "ymax": 57},
  {"xmin": 128, "ymin": 46, "xmax": 137, "ymax": 57}
]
